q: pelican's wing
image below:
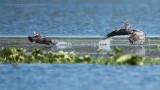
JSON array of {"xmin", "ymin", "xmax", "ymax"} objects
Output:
[
  {"xmin": 133, "ymin": 30, "xmax": 146, "ymax": 40},
  {"xmin": 129, "ymin": 30, "xmax": 146, "ymax": 43},
  {"xmin": 105, "ymin": 29, "xmax": 131, "ymax": 38}
]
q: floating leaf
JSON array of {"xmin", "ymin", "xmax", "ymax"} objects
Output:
[
  {"xmin": 116, "ymin": 54, "xmax": 132, "ymax": 63},
  {"xmin": 157, "ymin": 44, "xmax": 160, "ymax": 49}
]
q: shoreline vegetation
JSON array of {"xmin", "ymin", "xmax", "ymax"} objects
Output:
[{"xmin": 0, "ymin": 46, "xmax": 160, "ymax": 65}]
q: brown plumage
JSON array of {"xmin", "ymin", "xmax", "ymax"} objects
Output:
[
  {"xmin": 128, "ymin": 30, "xmax": 146, "ymax": 44},
  {"xmin": 105, "ymin": 29, "xmax": 146, "ymax": 44},
  {"xmin": 28, "ymin": 36, "xmax": 55, "ymax": 45},
  {"xmin": 28, "ymin": 32, "xmax": 56, "ymax": 45}
]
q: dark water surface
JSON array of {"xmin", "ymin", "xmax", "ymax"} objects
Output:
[
  {"xmin": 0, "ymin": 0, "xmax": 160, "ymax": 36},
  {"xmin": 0, "ymin": 64, "xmax": 160, "ymax": 90}
]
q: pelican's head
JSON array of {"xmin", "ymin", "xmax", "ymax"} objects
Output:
[{"xmin": 33, "ymin": 31, "xmax": 40, "ymax": 37}]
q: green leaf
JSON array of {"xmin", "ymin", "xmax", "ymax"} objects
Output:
[
  {"xmin": 113, "ymin": 46, "xmax": 122, "ymax": 54},
  {"xmin": 116, "ymin": 54, "xmax": 132, "ymax": 63}
]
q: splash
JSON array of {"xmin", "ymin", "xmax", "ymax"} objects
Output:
[
  {"xmin": 56, "ymin": 41, "xmax": 71, "ymax": 46},
  {"xmin": 98, "ymin": 38, "xmax": 112, "ymax": 45},
  {"xmin": 98, "ymin": 38, "xmax": 112, "ymax": 51}
]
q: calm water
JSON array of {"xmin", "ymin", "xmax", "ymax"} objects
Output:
[
  {"xmin": 0, "ymin": 0, "xmax": 160, "ymax": 36},
  {"xmin": 0, "ymin": 64, "xmax": 160, "ymax": 90}
]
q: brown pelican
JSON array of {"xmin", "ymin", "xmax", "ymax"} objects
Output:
[
  {"xmin": 105, "ymin": 29, "xmax": 146, "ymax": 44},
  {"xmin": 105, "ymin": 21, "xmax": 146, "ymax": 44},
  {"xmin": 28, "ymin": 31, "xmax": 56, "ymax": 45}
]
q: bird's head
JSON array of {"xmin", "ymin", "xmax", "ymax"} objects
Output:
[{"xmin": 33, "ymin": 31, "xmax": 40, "ymax": 37}]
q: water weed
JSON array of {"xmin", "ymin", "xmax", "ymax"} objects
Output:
[{"xmin": 0, "ymin": 46, "xmax": 159, "ymax": 65}]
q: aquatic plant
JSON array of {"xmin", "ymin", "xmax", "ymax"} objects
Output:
[
  {"xmin": 157, "ymin": 44, "xmax": 160, "ymax": 49},
  {"xmin": 99, "ymin": 46, "xmax": 145, "ymax": 65},
  {"xmin": 0, "ymin": 47, "xmax": 27, "ymax": 63},
  {"xmin": 0, "ymin": 46, "xmax": 160, "ymax": 65}
]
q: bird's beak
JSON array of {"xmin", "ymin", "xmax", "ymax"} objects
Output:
[{"xmin": 33, "ymin": 31, "xmax": 36, "ymax": 35}]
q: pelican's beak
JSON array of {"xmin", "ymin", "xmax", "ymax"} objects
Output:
[{"xmin": 33, "ymin": 31, "xmax": 36, "ymax": 34}]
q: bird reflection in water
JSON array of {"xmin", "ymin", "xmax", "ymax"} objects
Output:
[
  {"xmin": 98, "ymin": 42, "xmax": 146, "ymax": 56},
  {"xmin": 128, "ymin": 45, "xmax": 146, "ymax": 56}
]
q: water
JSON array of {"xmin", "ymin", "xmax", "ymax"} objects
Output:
[
  {"xmin": 0, "ymin": 37, "xmax": 160, "ymax": 57},
  {"xmin": 0, "ymin": 0, "xmax": 160, "ymax": 36},
  {"xmin": 0, "ymin": 64, "xmax": 160, "ymax": 90},
  {"xmin": 0, "ymin": 1, "xmax": 160, "ymax": 90}
]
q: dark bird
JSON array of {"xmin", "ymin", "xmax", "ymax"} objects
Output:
[
  {"xmin": 105, "ymin": 29, "xmax": 146, "ymax": 44},
  {"xmin": 28, "ymin": 31, "xmax": 56, "ymax": 45}
]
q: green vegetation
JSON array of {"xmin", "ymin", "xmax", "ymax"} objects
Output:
[
  {"xmin": 0, "ymin": 46, "xmax": 160, "ymax": 65},
  {"xmin": 158, "ymin": 44, "xmax": 160, "ymax": 49}
]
